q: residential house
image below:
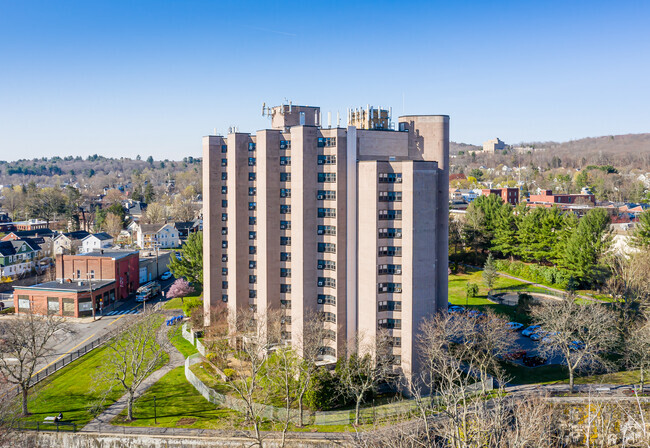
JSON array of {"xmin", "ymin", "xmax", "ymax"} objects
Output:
[
  {"xmin": 128, "ymin": 222, "xmax": 179, "ymax": 249},
  {"xmin": 81, "ymin": 232, "xmax": 114, "ymax": 253},
  {"xmin": 174, "ymin": 220, "xmax": 200, "ymax": 243},
  {"xmin": 0, "ymin": 239, "xmax": 42, "ymax": 278},
  {"xmin": 123, "ymin": 200, "xmax": 147, "ymax": 220},
  {"xmin": 2, "ymin": 229, "xmax": 56, "ymax": 256},
  {"xmin": 53, "ymin": 230, "xmax": 91, "ymax": 255}
]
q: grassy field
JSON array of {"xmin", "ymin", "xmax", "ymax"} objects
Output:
[
  {"xmin": 169, "ymin": 327, "xmax": 198, "ymax": 358},
  {"xmin": 21, "ymin": 346, "xmax": 126, "ymax": 427},
  {"xmin": 448, "ymin": 268, "xmax": 532, "ymax": 323},
  {"xmin": 20, "ymin": 316, "xmax": 169, "ymax": 428},
  {"xmin": 162, "ymin": 293, "xmax": 201, "ymax": 311},
  {"xmin": 113, "ymin": 366, "xmax": 235, "ymax": 428}
]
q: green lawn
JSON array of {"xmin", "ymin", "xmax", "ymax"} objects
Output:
[
  {"xmin": 169, "ymin": 328, "xmax": 198, "ymax": 358},
  {"xmin": 114, "ymin": 366, "xmax": 235, "ymax": 428},
  {"xmin": 162, "ymin": 293, "xmax": 201, "ymax": 311},
  {"xmin": 21, "ymin": 315, "xmax": 169, "ymax": 428},
  {"xmin": 21, "ymin": 346, "xmax": 125, "ymax": 427},
  {"xmin": 448, "ymin": 268, "xmax": 532, "ymax": 323}
]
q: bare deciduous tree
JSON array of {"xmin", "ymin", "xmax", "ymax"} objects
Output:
[
  {"xmin": 531, "ymin": 298, "xmax": 618, "ymax": 393},
  {"xmin": 626, "ymin": 317, "xmax": 650, "ymax": 392},
  {"xmin": 103, "ymin": 212, "xmax": 123, "ymax": 238},
  {"xmin": 292, "ymin": 312, "xmax": 334, "ymax": 427},
  {"xmin": 141, "ymin": 202, "xmax": 167, "ymax": 224},
  {"xmin": 0, "ymin": 312, "xmax": 70, "ymax": 415},
  {"xmin": 226, "ymin": 307, "xmax": 281, "ymax": 448},
  {"xmin": 338, "ymin": 330, "xmax": 395, "ymax": 426},
  {"xmin": 97, "ymin": 311, "xmax": 170, "ymax": 421}
]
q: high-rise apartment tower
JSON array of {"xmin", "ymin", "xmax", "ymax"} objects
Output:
[{"xmin": 203, "ymin": 104, "xmax": 449, "ymax": 378}]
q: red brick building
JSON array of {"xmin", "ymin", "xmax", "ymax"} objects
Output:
[
  {"xmin": 481, "ymin": 188, "xmax": 519, "ymax": 206},
  {"xmin": 56, "ymin": 250, "xmax": 139, "ymax": 300},
  {"xmin": 13, "ymin": 250, "xmax": 140, "ymax": 318},
  {"xmin": 528, "ymin": 190, "xmax": 595, "ymax": 206}
]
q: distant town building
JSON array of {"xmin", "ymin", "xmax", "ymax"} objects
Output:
[
  {"xmin": 481, "ymin": 188, "xmax": 519, "ymax": 206},
  {"xmin": 13, "ymin": 219, "xmax": 49, "ymax": 231},
  {"xmin": 528, "ymin": 189, "xmax": 595, "ymax": 207},
  {"xmin": 127, "ymin": 222, "xmax": 180, "ymax": 249},
  {"xmin": 2, "ymin": 229, "xmax": 56, "ymax": 256},
  {"xmin": 483, "ymin": 138, "xmax": 506, "ymax": 153},
  {"xmin": 53, "ymin": 230, "xmax": 91, "ymax": 255},
  {"xmin": 0, "ymin": 239, "xmax": 43, "ymax": 278},
  {"xmin": 81, "ymin": 232, "xmax": 114, "ymax": 253}
]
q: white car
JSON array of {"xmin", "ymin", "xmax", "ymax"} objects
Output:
[
  {"xmin": 161, "ymin": 271, "xmax": 173, "ymax": 280},
  {"xmin": 522, "ymin": 325, "xmax": 541, "ymax": 337},
  {"xmin": 506, "ymin": 322, "xmax": 524, "ymax": 331}
]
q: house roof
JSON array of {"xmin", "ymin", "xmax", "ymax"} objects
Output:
[
  {"xmin": 77, "ymin": 249, "xmax": 138, "ymax": 259},
  {"xmin": 84, "ymin": 232, "xmax": 113, "ymax": 241},
  {"xmin": 61, "ymin": 230, "xmax": 91, "ymax": 241},
  {"xmin": 17, "ymin": 279, "xmax": 115, "ymax": 292},
  {"xmin": 4, "ymin": 229, "xmax": 56, "ymax": 239},
  {"xmin": 174, "ymin": 221, "xmax": 195, "ymax": 231},
  {"xmin": 139, "ymin": 223, "xmax": 175, "ymax": 234},
  {"xmin": 0, "ymin": 239, "xmax": 39, "ymax": 257}
]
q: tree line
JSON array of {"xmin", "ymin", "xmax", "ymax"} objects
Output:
[{"xmin": 451, "ymin": 194, "xmax": 612, "ymax": 288}]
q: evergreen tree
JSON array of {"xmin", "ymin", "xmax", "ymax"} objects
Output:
[
  {"xmin": 552, "ymin": 213, "xmax": 578, "ymax": 265},
  {"xmin": 559, "ymin": 208, "xmax": 611, "ymax": 286},
  {"xmin": 533, "ymin": 206, "xmax": 565, "ymax": 262},
  {"xmin": 144, "ymin": 182, "xmax": 155, "ymax": 203},
  {"xmin": 168, "ymin": 232, "xmax": 203, "ymax": 288},
  {"xmin": 491, "ymin": 203, "xmax": 518, "ymax": 258},
  {"xmin": 482, "ymin": 254, "xmax": 498, "ymax": 289},
  {"xmin": 632, "ymin": 210, "xmax": 650, "ymax": 248},
  {"xmin": 516, "ymin": 206, "xmax": 543, "ymax": 262}
]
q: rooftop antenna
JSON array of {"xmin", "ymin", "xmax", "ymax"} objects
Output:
[
  {"xmin": 336, "ymin": 111, "xmax": 340, "ymax": 127},
  {"xmin": 327, "ymin": 111, "xmax": 332, "ymax": 128}
]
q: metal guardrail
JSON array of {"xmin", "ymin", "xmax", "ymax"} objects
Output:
[
  {"xmin": 28, "ymin": 328, "xmax": 117, "ymax": 388},
  {"xmin": 13, "ymin": 421, "xmax": 77, "ymax": 432}
]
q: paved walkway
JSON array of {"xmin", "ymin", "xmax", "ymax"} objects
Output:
[{"xmin": 82, "ymin": 325, "xmax": 185, "ymax": 432}]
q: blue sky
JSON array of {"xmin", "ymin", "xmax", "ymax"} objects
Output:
[{"xmin": 0, "ymin": 0, "xmax": 648, "ymax": 161}]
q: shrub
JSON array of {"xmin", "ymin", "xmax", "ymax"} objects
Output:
[
  {"xmin": 466, "ymin": 282, "xmax": 479, "ymax": 298},
  {"xmin": 182, "ymin": 296, "xmax": 203, "ymax": 317},
  {"xmin": 222, "ymin": 368, "xmax": 236, "ymax": 381}
]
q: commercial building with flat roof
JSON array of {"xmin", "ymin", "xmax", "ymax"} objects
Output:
[
  {"xmin": 14, "ymin": 279, "xmax": 115, "ymax": 318},
  {"xmin": 202, "ymin": 104, "xmax": 449, "ymax": 380}
]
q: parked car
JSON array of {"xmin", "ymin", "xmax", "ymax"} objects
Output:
[
  {"xmin": 448, "ymin": 305, "xmax": 465, "ymax": 314},
  {"xmin": 161, "ymin": 271, "xmax": 173, "ymax": 280},
  {"xmin": 541, "ymin": 331, "xmax": 559, "ymax": 344},
  {"xmin": 522, "ymin": 325, "xmax": 541, "ymax": 337},
  {"xmin": 530, "ymin": 331, "xmax": 546, "ymax": 342},
  {"xmin": 522, "ymin": 355, "xmax": 547, "ymax": 367},
  {"xmin": 506, "ymin": 322, "xmax": 524, "ymax": 331},
  {"xmin": 468, "ymin": 310, "xmax": 486, "ymax": 318}
]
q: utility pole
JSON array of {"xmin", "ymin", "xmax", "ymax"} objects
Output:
[{"xmin": 87, "ymin": 272, "xmax": 95, "ymax": 321}]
